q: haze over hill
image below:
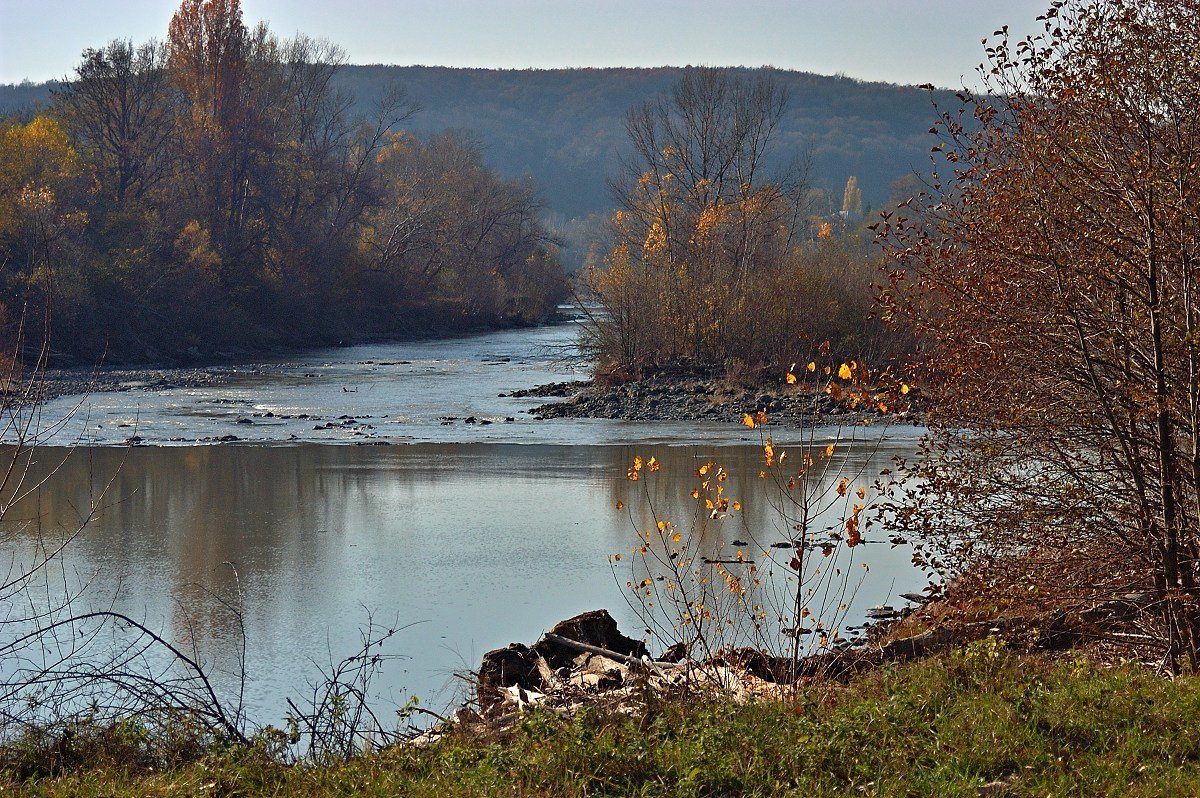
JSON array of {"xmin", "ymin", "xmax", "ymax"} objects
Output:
[{"xmin": 1, "ymin": 65, "xmax": 950, "ymax": 266}]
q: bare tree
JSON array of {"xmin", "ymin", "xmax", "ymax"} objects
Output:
[
  {"xmin": 588, "ymin": 68, "xmax": 812, "ymax": 372},
  {"xmin": 53, "ymin": 40, "xmax": 177, "ymax": 206}
]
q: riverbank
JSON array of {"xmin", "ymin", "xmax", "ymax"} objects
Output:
[
  {"xmin": 29, "ymin": 364, "xmax": 240, "ymax": 402},
  {"xmin": 0, "ymin": 555, "xmax": 1180, "ymax": 794},
  {"xmin": 8, "ymin": 649, "xmax": 1197, "ymax": 796},
  {"xmin": 25, "ymin": 314, "xmax": 571, "ymax": 404},
  {"xmin": 516, "ymin": 372, "xmax": 920, "ymax": 427}
]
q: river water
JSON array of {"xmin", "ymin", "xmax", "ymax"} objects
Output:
[{"xmin": 2, "ymin": 317, "xmax": 927, "ymax": 724}]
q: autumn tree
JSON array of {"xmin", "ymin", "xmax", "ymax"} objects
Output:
[
  {"xmin": 587, "ymin": 68, "xmax": 897, "ymax": 378},
  {"xmin": 166, "ymin": 0, "xmax": 266, "ymax": 270},
  {"xmin": 356, "ymin": 131, "xmax": 563, "ymax": 331},
  {"xmin": 880, "ymin": 0, "xmax": 1200, "ymax": 668},
  {"xmin": 0, "ymin": 0, "xmax": 565, "ymax": 363},
  {"xmin": 587, "ymin": 68, "xmax": 808, "ymax": 373}
]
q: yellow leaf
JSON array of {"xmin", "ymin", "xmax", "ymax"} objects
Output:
[
  {"xmin": 633, "ymin": 455, "xmax": 643, "ymax": 471},
  {"xmin": 743, "ymin": 413, "xmax": 757, "ymax": 428},
  {"xmin": 732, "ymin": 500, "xmax": 742, "ymax": 511},
  {"xmin": 838, "ymin": 363, "xmax": 852, "ymax": 380},
  {"xmin": 690, "ymin": 488, "xmax": 700, "ymax": 499},
  {"xmin": 856, "ymin": 486, "xmax": 866, "ymax": 500},
  {"xmin": 786, "ymin": 372, "xmax": 797, "ymax": 385},
  {"xmin": 824, "ymin": 443, "xmax": 835, "ymax": 457},
  {"xmin": 647, "ymin": 456, "xmax": 660, "ymax": 472},
  {"xmin": 807, "ymin": 361, "xmax": 817, "ymax": 373},
  {"xmin": 657, "ymin": 520, "xmax": 667, "ymax": 531},
  {"xmin": 901, "ymin": 383, "xmax": 911, "ymax": 395}
]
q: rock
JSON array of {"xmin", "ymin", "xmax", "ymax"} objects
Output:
[
  {"xmin": 532, "ymin": 609, "xmax": 649, "ymax": 670},
  {"xmin": 477, "ymin": 643, "xmax": 544, "ymax": 714},
  {"xmin": 477, "ymin": 609, "xmax": 649, "ymax": 713}
]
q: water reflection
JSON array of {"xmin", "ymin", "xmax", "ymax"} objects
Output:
[{"xmin": 0, "ymin": 440, "xmax": 921, "ymax": 721}]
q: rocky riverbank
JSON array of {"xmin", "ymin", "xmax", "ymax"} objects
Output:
[
  {"xmin": 511, "ymin": 373, "xmax": 919, "ymax": 427},
  {"xmin": 28, "ymin": 365, "xmax": 246, "ymax": 402}
]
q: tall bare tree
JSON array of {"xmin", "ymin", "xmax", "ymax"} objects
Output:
[{"xmin": 54, "ymin": 40, "xmax": 176, "ymax": 206}]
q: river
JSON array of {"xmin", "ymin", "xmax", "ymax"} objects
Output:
[{"xmin": 1, "ymin": 316, "xmax": 927, "ymax": 725}]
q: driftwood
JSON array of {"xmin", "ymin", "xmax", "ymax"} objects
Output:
[
  {"xmin": 541, "ymin": 633, "xmax": 678, "ymax": 673},
  {"xmin": 477, "ymin": 610, "xmax": 650, "ymax": 713},
  {"xmin": 476, "ymin": 601, "xmax": 1155, "ymax": 717}
]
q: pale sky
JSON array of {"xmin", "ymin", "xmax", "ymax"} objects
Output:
[{"xmin": 1, "ymin": 0, "xmax": 1051, "ymax": 88}]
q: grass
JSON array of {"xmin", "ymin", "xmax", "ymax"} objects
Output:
[{"xmin": 7, "ymin": 642, "xmax": 1200, "ymax": 796}]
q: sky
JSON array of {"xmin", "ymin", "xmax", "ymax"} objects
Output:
[{"xmin": 1, "ymin": 0, "xmax": 1052, "ymax": 88}]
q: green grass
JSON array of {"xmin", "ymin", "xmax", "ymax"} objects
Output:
[{"xmin": 8, "ymin": 643, "xmax": 1200, "ymax": 796}]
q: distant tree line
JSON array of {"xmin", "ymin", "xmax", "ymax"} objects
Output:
[{"xmin": 0, "ymin": 0, "xmax": 566, "ymax": 365}]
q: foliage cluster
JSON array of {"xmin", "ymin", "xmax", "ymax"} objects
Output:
[
  {"xmin": 0, "ymin": 0, "xmax": 566, "ymax": 365},
  {"xmin": 9, "ymin": 651, "xmax": 1200, "ymax": 796},
  {"xmin": 880, "ymin": 0, "xmax": 1200, "ymax": 669}
]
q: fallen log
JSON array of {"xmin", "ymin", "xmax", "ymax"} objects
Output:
[{"xmin": 542, "ymin": 633, "xmax": 679, "ymax": 674}]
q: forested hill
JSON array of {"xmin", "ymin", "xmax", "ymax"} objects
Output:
[{"xmin": 2, "ymin": 65, "xmax": 953, "ymax": 221}]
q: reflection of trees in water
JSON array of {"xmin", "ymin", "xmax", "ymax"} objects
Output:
[{"xmin": 0, "ymin": 439, "xmax": 919, "ymax": 717}]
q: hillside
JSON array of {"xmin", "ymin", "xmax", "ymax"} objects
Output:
[{"xmin": 1, "ymin": 65, "xmax": 950, "ymax": 229}]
